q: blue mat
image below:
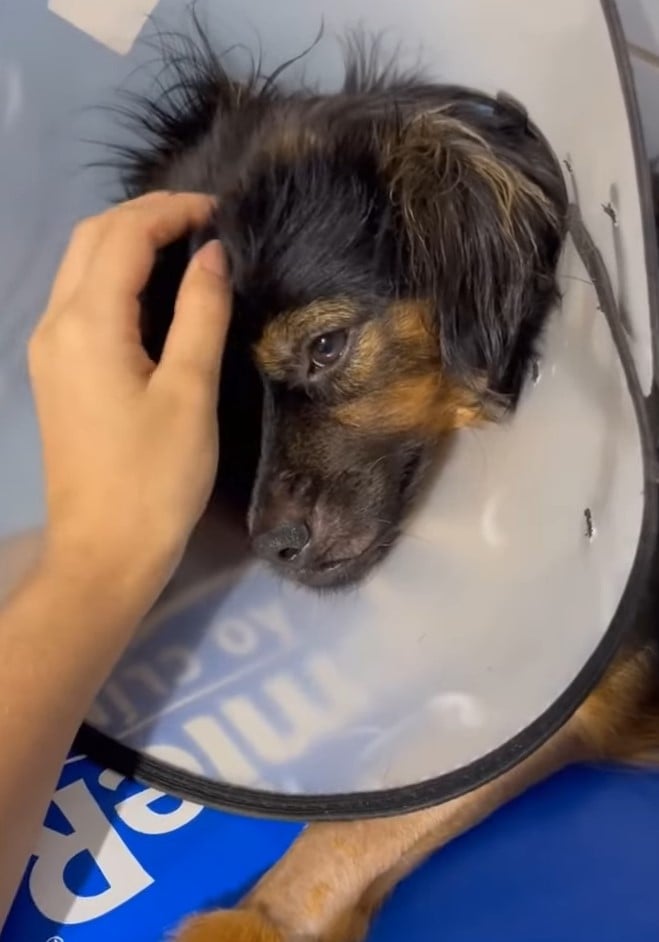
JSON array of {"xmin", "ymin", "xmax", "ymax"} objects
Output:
[{"xmin": 3, "ymin": 754, "xmax": 659, "ymax": 941}]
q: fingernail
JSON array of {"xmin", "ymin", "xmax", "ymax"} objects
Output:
[{"xmin": 196, "ymin": 239, "xmax": 228, "ymax": 279}]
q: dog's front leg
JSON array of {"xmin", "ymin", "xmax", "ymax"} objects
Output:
[{"xmin": 174, "ymin": 717, "xmax": 585, "ymax": 942}]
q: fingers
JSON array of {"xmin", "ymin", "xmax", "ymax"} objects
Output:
[
  {"xmin": 45, "ymin": 216, "xmax": 106, "ymax": 313},
  {"xmin": 86, "ymin": 192, "xmax": 216, "ymax": 308},
  {"xmin": 159, "ymin": 239, "xmax": 233, "ymax": 390},
  {"xmin": 47, "ymin": 192, "xmax": 216, "ymax": 316}
]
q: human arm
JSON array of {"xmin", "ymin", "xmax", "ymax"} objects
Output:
[{"xmin": 0, "ymin": 192, "xmax": 232, "ymax": 925}]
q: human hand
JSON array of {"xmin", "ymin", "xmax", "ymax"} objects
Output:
[{"xmin": 27, "ymin": 192, "xmax": 232, "ymax": 606}]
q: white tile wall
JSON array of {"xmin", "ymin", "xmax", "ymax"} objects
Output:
[{"xmin": 616, "ymin": 0, "xmax": 659, "ymax": 158}]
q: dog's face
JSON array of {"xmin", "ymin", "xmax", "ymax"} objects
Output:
[
  {"xmin": 247, "ymin": 297, "xmax": 468, "ymax": 588},
  {"xmin": 130, "ymin": 53, "xmax": 567, "ymax": 589}
]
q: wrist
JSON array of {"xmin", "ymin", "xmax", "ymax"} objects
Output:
[
  {"xmin": 37, "ymin": 529, "xmax": 179, "ymax": 626},
  {"xmin": 0, "ymin": 538, "xmax": 165, "ymax": 740}
]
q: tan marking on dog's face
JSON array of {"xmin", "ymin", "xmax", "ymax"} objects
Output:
[
  {"xmin": 334, "ymin": 300, "xmax": 482, "ymax": 434},
  {"xmin": 255, "ymin": 300, "xmax": 435, "ymax": 380},
  {"xmin": 255, "ymin": 298, "xmax": 484, "ymax": 433},
  {"xmin": 388, "ymin": 299, "xmax": 434, "ymax": 346},
  {"xmin": 342, "ymin": 301, "xmax": 435, "ymax": 386},
  {"xmin": 254, "ymin": 300, "xmax": 359, "ymax": 379},
  {"xmin": 333, "ymin": 374, "xmax": 483, "ymax": 435}
]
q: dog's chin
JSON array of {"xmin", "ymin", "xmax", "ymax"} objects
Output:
[{"xmin": 281, "ymin": 536, "xmax": 395, "ymax": 592}]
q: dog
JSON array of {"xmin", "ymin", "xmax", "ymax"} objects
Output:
[{"xmin": 110, "ymin": 23, "xmax": 659, "ymax": 942}]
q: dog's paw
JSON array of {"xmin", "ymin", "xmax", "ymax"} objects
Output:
[{"xmin": 173, "ymin": 909, "xmax": 284, "ymax": 942}]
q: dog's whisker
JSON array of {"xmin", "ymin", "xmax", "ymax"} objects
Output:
[
  {"xmin": 400, "ymin": 530, "xmax": 434, "ymax": 545},
  {"xmin": 558, "ymin": 272, "xmax": 594, "ymax": 287}
]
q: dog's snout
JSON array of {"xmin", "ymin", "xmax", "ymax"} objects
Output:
[
  {"xmin": 249, "ymin": 468, "xmax": 385, "ymax": 584},
  {"xmin": 250, "ymin": 471, "xmax": 316, "ymax": 568},
  {"xmin": 252, "ymin": 521, "xmax": 311, "ymax": 567}
]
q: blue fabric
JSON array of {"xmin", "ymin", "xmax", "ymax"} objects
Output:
[{"xmin": 3, "ymin": 754, "xmax": 659, "ymax": 941}]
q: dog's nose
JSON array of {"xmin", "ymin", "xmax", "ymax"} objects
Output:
[{"xmin": 252, "ymin": 522, "xmax": 311, "ymax": 567}]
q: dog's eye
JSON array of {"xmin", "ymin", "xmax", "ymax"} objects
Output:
[{"xmin": 308, "ymin": 330, "xmax": 348, "ymax": 371}]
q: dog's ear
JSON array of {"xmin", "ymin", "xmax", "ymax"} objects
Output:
[{"xmin": 380, "ymin": 109, "xmax": 565, "ymax": 406}]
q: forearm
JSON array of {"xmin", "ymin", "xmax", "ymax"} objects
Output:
[
  {"xmin": 0, "ymin": 193, "xmax": 230, "ymax": 929},
  {"xmin": 0, "ymin": 557, "xmax": 152, "ymax": 927}
]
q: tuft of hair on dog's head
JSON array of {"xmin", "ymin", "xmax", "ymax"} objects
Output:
[
  {"xmin": 379, "ymin": 104, "xmax": 565, "ymax": 408},
  {"xmin": 105, "ymin": 19, "xmax": 568, "ymax": 589}
]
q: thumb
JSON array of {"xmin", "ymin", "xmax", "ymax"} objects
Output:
[{"xmin": 159, "ymin": 239, "xmax": 232, "ymax": 387}]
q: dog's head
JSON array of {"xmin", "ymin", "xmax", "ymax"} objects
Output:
[{"xmin": 128, "ymin": 45, "xmax": 567, "ymax": 589}]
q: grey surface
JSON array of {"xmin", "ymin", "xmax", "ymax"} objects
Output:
[{"xmin": 0, "ymin": 0, "xmax": 650, "ymax": 795}]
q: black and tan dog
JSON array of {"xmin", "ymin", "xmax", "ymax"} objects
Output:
[{"xmin": 112, "ymin": 26, "xmax": 659, "ymax": 942}]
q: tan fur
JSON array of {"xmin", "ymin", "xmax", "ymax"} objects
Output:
[
  {"xmin": 576, "ymin": 646, "xmax": 659, "ymax": 762},
  {"xmin": 333, "ymin": 300, "xmax": 484, "ymax": 432},
  {"xmin": 255, "ymin": 300, "xmax": 437, "ymax": 380},
  {"xmin": 333, "ymin": 374, "xmax": 482, "ymax": 435},
  {"xmin": 254, "ymin": 300, "xmax": 359, "ymax": 378},
  {"xmin": 382, "ymin": 109, "xmax": 557, "ymax": 224},
  {"xmin": 346, "ymin": 321, "xmax": 386, "ymax": 381},
  {"xmin": 174, "ymin": 910, "xmax": 283, "ymax": 942},
  {"xmin": 380, "ymin": 109, "xmax": 558, "ymax": 273},
  {"xmin": 255, "ymin": 298, "xmax": 484, "ymax": 434},
  {"xmin": 174, "ymin": 650, "xmax": 659, "ymax": 942},
  {"xmin": 268, "ymin": 123, "xmax": 321, "ymax": 161},
  {"xmin": 388, "ymin": 301, "xmax": 433, "ymax": 348}
]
